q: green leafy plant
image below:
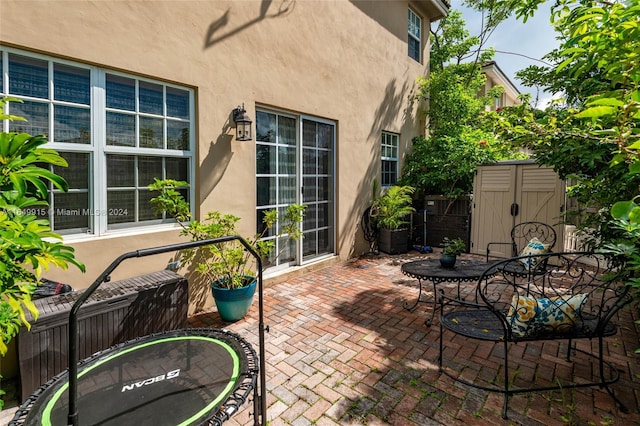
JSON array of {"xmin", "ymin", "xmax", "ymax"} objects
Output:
[
  {"xmin": 370, "ymin": 185, "xmax": 415, "ymax": 230},
  {"xmin": 149, "ymin": 178, "xmax": 305, "ymax": 289},
  {"xmin": 0, "ymin": 97, "xmax": 85, "ymax": 356},
  {"xmin": 441, "ymin": 237, "xmax": 466, "ymax": 256}
]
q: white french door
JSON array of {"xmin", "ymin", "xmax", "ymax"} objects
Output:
[{"xmin": 255, "ymin": 110, "xmax": 335, "ymax": 270}]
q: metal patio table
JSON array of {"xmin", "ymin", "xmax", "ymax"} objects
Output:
[{"xmin": 401, "ymin": 258, "xmax": 495, "ymax": 326}]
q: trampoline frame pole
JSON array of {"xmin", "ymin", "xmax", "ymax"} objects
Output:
[{"xmin": 67, "ymin": 236, "xmax": 267, "ymax": 426}]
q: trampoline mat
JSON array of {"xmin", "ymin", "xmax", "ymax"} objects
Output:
[{"xmin": 12, "ymin": 328, "xmax": 258, "ymax": 426}]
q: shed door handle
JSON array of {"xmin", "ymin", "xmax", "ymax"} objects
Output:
[{"xmin": 510, "ymin": 203, "xmax": 519, "ymax": 217}]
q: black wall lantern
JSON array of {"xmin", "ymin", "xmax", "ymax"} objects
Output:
[{"xmin": 232, "ymin": 104, "xmax": 252, "ymax": 141}]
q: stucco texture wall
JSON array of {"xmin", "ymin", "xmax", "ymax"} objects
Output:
[{"xmin": 0, "ymin": 0, "xmax": 429, "ymax": 303}]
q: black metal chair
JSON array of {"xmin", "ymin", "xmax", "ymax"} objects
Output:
[
  {"xmin": 438, "ymin": 252, "xmax": 631, "ymax": 419},
  {"xmin": 486, "ymin": 221, "xmax": 557, "ymax": 261}
]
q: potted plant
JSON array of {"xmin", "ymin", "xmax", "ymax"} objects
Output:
[
  {"xmin": 149, "ymin": 178, "xmax": 305, "ymax": 321},
  {"xmin": 440, "ymin": 237, "xmax": 466, "ymax": 268},
  {"xmin": 371, "ymin": 185, "xmax": 415, "ymax": 254}
]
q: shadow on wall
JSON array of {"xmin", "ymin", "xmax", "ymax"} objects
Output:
[
  {"xmin": 203, "ymin": 0, "xmax": 296, "ymax": 49},
  {"xmin": 345, "ymin": 78, "xmax": 419, "ymax": 258}
]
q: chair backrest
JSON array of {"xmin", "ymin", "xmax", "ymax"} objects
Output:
[
  {"xmin": 478, "ymin": 252, "xmax": 631, "ymax": 339},
  {"xmin": 511, "ymin": 222, "xmax": 557, "ymax": 256}
]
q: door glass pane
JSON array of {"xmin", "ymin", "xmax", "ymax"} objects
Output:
[
  {"xmin": 256, "ymin": 144, "xmax": 276, "ymax": 174},
  {"xmin": 278, "ymin": 146, "xmax": 296, "ymax": 174},
  {"xmin": 256, "ymin": 111, "xmax": 275, "ymax": 142},
  {"xmin": 303, "ymin": 177, "xmax": 316, "ymax": 202},
  {"xmin": 106, "ymin": 112, "xmax": 135, "ymax": 146},
  {"xmin": 278, "ymin": 116, "xmax": 296, "ymax": 146},
  {"xmin": 257, "ymin": 177, "xmax": 276, "ymax": 206},
  {"xmin": 54, "ymin": 64, "xmax": 90, "ymax": 104},
  {"xmin": 302, "ymin": 149, "xmax": 316, "ymax": 174},
  {"xmin": 9, "ymin": 54, "xmax": 48, "ymax": 98},
  {"xmin": 139, "ymin": 116, "xmax": 163, "ymax": 148},
  {"xmin": 279, "ymin": 177, "xmax": 296, "ymax": 204},
  {"xmin": 54, "ymin": 105, "xmax": 90, "ymax": 144},
  {"xmin": 302, "ymin": 120, "xmax": 316, "ymax": 147}
]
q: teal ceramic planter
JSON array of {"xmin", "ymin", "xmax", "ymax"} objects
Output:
[
  {"xmin": 439, "ymin": 254, "xmax": 457, "ymax": 269},
  {"xmin": 211, "ymin": 277, "xmax": 257, "ymax": 322}
]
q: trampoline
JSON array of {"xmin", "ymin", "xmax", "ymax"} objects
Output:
[{"xmin": 11, "ymin": 237, "xmax": 267, "ymax": 426}]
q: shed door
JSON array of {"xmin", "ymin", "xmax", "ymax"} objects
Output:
[
  {"xmin": 471, "ymin": 165, "xmax": 516, "ymax": 258},
  {"xmin": 471, "ymin": 163, "xmax": 565, "ymax": 258}
]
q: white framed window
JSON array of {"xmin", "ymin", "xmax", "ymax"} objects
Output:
[
  {"xmin": 381, "ymin": 131, "xmax": 399, "ymax": 187},
  {"xmin": 408, "ymin": 8, "xmax": 422, "ymax": 62},
  {"xmin": 0, "ymin": 48, "xmax": 195, "ymax": 238}
]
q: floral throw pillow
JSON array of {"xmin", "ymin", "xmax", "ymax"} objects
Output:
[
  {"xmin": 519, "ymin": 237, "xmax": 551, "ymax": 268},
  {"xmin": 506, "ymin": 293, "xmax": 588, "ymax": 337}
]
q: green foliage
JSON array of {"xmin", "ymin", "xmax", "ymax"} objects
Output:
[
  {"xmin": 0, "ymin": 97, "xmax": 85, "ymax": 356},
  {"xmin": 401, "ymin": 8, "xmax": 525, "ymax": 200},
  {"xmin": 149, "ymin": 178, "xmax": 305, "ymax": 289},
  {"xmin": 486, "ymin": 1, "xmax": 640, "ymax": 292},
  {"xmin": 370, "ymin": 185, "xmax": 415, "ymax": 230},
  {"xmin": 441, "ymin": 237, "xmax": 466, "ymax": 256}
]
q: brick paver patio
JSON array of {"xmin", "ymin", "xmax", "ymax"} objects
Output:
[
  {"xmin": 188, "ymin": 251, "xmax": 640, "ymax": 425},
  {"xmin": 2, "ymin": 251, "xmax": 639, "ymax": 425}
]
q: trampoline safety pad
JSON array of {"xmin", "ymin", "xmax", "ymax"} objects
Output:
[{"xmin": 11, "ymin": 328, "xmax": 258, "ymax": 426}]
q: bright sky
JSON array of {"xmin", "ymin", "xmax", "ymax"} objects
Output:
[{"xmin": 450, "ymin": 1, "xmax": 560, "ymax": 106}]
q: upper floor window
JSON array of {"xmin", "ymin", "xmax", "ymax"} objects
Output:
[
  {"xmin": 0, "ymin": 48, "xmax": 195, "ymax": 238},
  {"xmin": 381, "ymin": 132, "xmax": 399, "ymax": 187},
  {"xmin": 408, "ymin": 8, "xmax": 422, "ymax": 62}
]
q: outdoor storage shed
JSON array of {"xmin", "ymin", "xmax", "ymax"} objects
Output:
[
  {"xmin": 470, "ymin": 160, "xmax": 566, "ymax": 257},
  {"xmin": 17, "ymin": 270, "xmax": 188, "ymax": 402}
]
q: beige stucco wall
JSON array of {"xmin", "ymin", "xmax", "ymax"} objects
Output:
[{"xmin": 0, "ymin": 1, "xmax": 433, "ymax": 304}]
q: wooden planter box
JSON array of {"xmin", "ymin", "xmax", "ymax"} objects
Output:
[
  {"xmin": 17, "ymin": 270, "xmax": 188, "ymax": 402},
  {"xmin": 378, "ymin": 228, "xmax": 409, "ymax": 254}
]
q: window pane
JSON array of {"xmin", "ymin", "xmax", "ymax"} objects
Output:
[
  {"xmin": 54, "ymin": 105, "xmax": 90, "ymax": 144},
  {"xmin": 166, "ymin": 87, "xmax": 189, "ymax": 119},
  {"xmin": 9, "ymin": 54, "xmax": 48, "ymax": 99},
  {"xmin": 0, "ymin": 53, "xmax": 3, "ymax": 92},
  {"xmin": 278, "ymin": 146, "xmax": 296, "ymax": 175},
  {"xmin": 107, "ymin": 190, "xmax": 135, "ymax": 224},
  {"xmin": 167, "ymin": 120, "xmax": 189, "ymax": 150},
  {"xmin": 139, "ymin": 81, "xmax": 163, "ymax": 115},
  {"xmin": 54, "ymin": 64, "xmax": 90, "ymax": 104},
  {"xmin": 256, "ymin": 144, "xmax": 276, "ymax": 174},
  {"xmin": 106, "ymin": 112, "xmax": 135, "ymax": 146},
  {"xmin": 9, "ymin": 100, "xmax": 49, "ymax": 136},
  {"xmin": 53, "ymin": 192, "xmax": 90, "ymax": 231},
  {"xmin": 256, "ymin": 111, "xmax": 276, "ymax": 142},
  {"xmin": 139, "ymin": 116, "xmax": 163, "ymax": 148},
  {"xmin": 138, "ymin": 189, "xmax": 161, "ymax": 221},
  {"xmin": 409, "ymin": 38, "xmax": 420, "ymax": 62},
  {"xmin": 139, "ymin": 156, "xmax": 163, "ymax": 187},
  {"xmin": 107, "ymin": 155, "xmax": 135, "ymax": 187},
  {"xmin": 54, "ymin": 152, "xmax": 89, "ymax": 189},
  {"xmin": 166, "ymin": 157, "xmax": 188, "ymax": 181},
  {"xmin": 106, "ymin": 74, "xmax": 135, "ymax": 111},
  {"xmin": 318, "ymin": 150, "xmax": 329, "ymax": 174}
]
